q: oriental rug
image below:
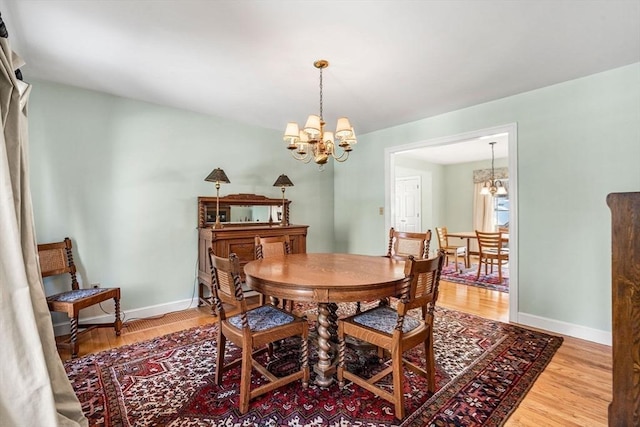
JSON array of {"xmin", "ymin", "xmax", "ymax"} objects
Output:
[
  {"xmin": 441, "ymin": 263, "xmax": 509, "ymax": 293},
  {"xmin": 64, "ymin": 307, "xmax": 561, "ymax": 426}
]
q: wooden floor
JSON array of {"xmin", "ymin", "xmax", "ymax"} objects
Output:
[{"xmin": 59, "ymin": 279, "xmax": 612, "ymax": 426}]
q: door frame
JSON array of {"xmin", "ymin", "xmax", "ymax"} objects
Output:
[{"xmin": 384, "ymin": 123, "xmax": 519, "ymax": 323}]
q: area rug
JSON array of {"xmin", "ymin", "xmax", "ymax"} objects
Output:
[
  {"xmin": 64, "ymin": 307, "xmax": 561, "ymax": 426},
  {"xmin": 441, "ymin": 263, "xmax": 509, "ymax": 293}
]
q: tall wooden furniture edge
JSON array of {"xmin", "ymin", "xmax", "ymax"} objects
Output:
[
  {"xmin": 197, "ymin": 193, "xmax": 308, "ymax": 310},
  {"xmin": 198, "ymin": 193, "xmax": 291, "ymax": 227},
  {"xmin": 607, "ymin": 191, "xmax": 640, "ymax": 427}
]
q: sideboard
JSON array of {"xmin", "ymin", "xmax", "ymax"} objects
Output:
[{"xmin": 196, "ymin": 193, "xmax": 308, "ymax": 311}]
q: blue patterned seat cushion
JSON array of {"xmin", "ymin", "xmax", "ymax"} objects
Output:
[
  {"xmin": 228, "ymin": 304, "xmax": 295, "ymax": 331},
  {"xmin": 352, "ymin": 306, "xmax": 421, "ymax": 334},
  {"xmin": 47, "ymin": 288, "xmax": 111, "ymax": 302}
]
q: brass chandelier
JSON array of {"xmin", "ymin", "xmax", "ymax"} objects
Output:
[
  {"xmin": 283, "ymin": 59, "xmax": 357, "ymax": 169},
  {"xmin": 480, "ymin": 141, "xmax": 507, "ymax": 196}
]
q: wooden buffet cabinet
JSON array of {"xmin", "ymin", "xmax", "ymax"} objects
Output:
[
  {"xmin": 197, "ymin": 193, "xmax": 308, "ymax": 309},
  {"xmin": 607, "ymin": 192, "xmax": 639, "ymax": 427}
]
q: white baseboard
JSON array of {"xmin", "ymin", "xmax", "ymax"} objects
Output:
[
  {"xmin": 517, "ymin": 312, "xmax": 611, "ymax": 346},
  {"xmin": 52, "ymin": 298, "xmax": 199, "ymax": 336}
]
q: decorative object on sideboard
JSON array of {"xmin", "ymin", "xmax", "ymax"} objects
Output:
[
  {"xmin": 273, "ymin": 174, "xmax": 294, "ymax": 226},
  {"xmin": 204, "ymin": 168, "xmax": 230, "ymax": 229},
  {"xmin": 480, "ymin": 142, "xmax": 507, "ymax": 196},
  {"xmin": 283, "ymin": 59, "xmax": 357, "ymax": 170}
]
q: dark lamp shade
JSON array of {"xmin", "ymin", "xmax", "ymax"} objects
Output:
[
  {"xmin": 273, "ymin": 174, "xmax": 294, "ymax": 187},
  {"xmin": 204, "ymin": 168, "xmax": 230, "ymax": 183}
]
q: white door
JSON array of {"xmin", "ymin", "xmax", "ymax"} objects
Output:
[{"xmin": 395, "ymin": 176, "xmax": 421, "ymax": 232}]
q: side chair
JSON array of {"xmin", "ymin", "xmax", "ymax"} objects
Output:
[
  {"xmin": 475, "ymin": 230, "xmax": 509, "ymax": 283},
  {"xmin": 255, "ymin": 235, "xmax": 293, "ymax": 311},
  {"xmin": 386, "ymin": 227, "xmax": 432, "ymax": 260},
  {"xmin": 208, "ymin": 249, "xmax": 309, "ymax": 413},
  {"xmin": 337, "ymin": 251, "xmax": 445, "ymax": 420},
  {"xmin": 37, "ymin": 237, "xmax": 122, "ymax": 359},
  {"xmin": 435, "ymin": 226, "xmax": 467, "ymax": 270}
]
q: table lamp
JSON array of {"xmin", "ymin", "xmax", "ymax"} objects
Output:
[
  {"xmin": 205, "ymin": 168, "xmax": 230, "ymax": 229},
  {"xmin": 273, "ymin": 174, "xmax": 294, "ymax": 225}
]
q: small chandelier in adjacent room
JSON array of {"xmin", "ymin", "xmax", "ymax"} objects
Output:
[
  {"xmin": 283, "ymin": 59, "xmax": 357, "ymax": 170},
  {"xmin": 480, "ymin": 142, "xmax": 507, "ymax": 196}
]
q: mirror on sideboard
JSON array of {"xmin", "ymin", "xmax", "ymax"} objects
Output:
[{"xmin": 198, "ymin": 194, "xmax": 291, "ymax": 228}]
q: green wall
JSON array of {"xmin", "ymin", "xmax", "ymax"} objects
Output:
[
  {"xmin": 335, "ymin": 63, "xmax": 640, "ymax": 340},
  {"xmin": 28, "ymin": 80, "xmax": 335, "ymax": 320}
]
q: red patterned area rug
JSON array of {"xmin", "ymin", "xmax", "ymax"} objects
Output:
[
  {"xmin": 65, "ymin": 307, "xmax": 561, "ymax": 426},
  {"xmin": 441, "ymin": 263, "xmax": 509, "ymax": 293}
]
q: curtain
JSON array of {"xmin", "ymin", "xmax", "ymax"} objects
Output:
[
  {"xmin": 471, "ymin": 182, "xmax": 494, "ymax": 252},
  {"xmin": 0, "ymin": 18, "xmax": 88, "ymax": 427}
]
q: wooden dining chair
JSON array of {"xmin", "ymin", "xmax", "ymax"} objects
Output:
[
  {"xmin": 386, "ymin": 227, "xmax": 432, "ymax": 260},
  {"xmin": 475, "ymin": 230, "xmax": 509, "ymax": 283},
  {"xmin": 255, "ymin": 235, "xmax": 293, "ymax": 311},
  {"xmin": 435, "ymin": 226, "xmax": 466, "ymax": 270},
  {"xmin": 208, "ymin": 249, "xmax": 309, "ymax": 413},
  {"xmin": 337, "ymin": 251, "xmax": 445, "ymax": 420},
  {"xmin": 37, "ymin": 237, "xmax": 122, "ymax": 358}
]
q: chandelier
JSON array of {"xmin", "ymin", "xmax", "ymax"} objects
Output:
[
  {"xmin": 480, "ymin": 142, "xmax": 507, "ymax": 196},
  {"xmin": 283, "ymin": 59, "xmax": 356, "ymax": 169}
]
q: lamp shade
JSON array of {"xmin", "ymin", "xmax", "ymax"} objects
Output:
[
  {"xmin": 303, "ymin": 114, "xmax": 321, "ymax": 136},
  {"xmin": 273, "ymin": 174, "xmax": 294, "ymax": 187},
  {"xmin": 335, "ymin": 117, "xmax": 352, "ymax": 138},
  {"xmin": 204, "ymin": 168, "xmax": 230, "ymax": 183},
  {"xmin": 284, "ymin": 122, "xmax": 300, "ymax": 140}
]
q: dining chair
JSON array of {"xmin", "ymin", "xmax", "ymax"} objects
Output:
[
  {"xmin": 475, "ymin": 230, "xmax": 509, "ymax": 283},
  {"xmin": 337, "ymin": 251, "xmax": 445, "ymax": 420},
  {"xmin": 255, "ymin": 235, "xmax": 293, "ymax": 311},
  {"xmin": 37, "ymin": 237, "xmax": 122, "ymax": 359},
  {"xmin": 435, "ymin": 226, "xmax": 466, "ymax": 270},
  {"xmin": 386, "ymin": 227, "xmax": 432, "ymax": 260},
  {"xmin": 208, "ymin": 249, "xmax": 309, "ymax": 413}
]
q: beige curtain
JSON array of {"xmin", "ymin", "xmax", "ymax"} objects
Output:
[
  {"xmin": 471, "ymin": 182, "xmax": 494, "ymax": 252},
  {"xmin": 0, "ymin": 32, "xmax": 88, "ymax": 426}
]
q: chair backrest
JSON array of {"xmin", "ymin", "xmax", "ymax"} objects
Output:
[
  {"xmin": 475, "ymin": 230, "xmax": 504, "ymax": 254},
  {"xmin": 497, "ymin": 226, "xmax": 509, "ymax": 234},
  {"xmin": 386, "ymin": 227, "xmax": 431, "ymax": 260},
  {"xmin": 208, "ymin": 248, "xmax": 246, "ymax": 319},
  {"xmin": 37, "ymin": 237, "xmax": 79, "ymax": 290},
  {"xmin": 397, "ymin": 251, "xmax": 445, "ymax": 321},
  {"xmin": 255, "ymin": 235, "xmax": 291, "ymax": 259},
  {"xmin": 435, "ymin": 227, "xmax": 450, "ymax": 249}
]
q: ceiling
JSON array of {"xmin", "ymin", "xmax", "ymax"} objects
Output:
[{"xmin": 1, "ymin": 0, "xmax": 638, "ymax": 141}]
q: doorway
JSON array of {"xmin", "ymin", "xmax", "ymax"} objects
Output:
[{"xmin": 384, "ymin": 123, "xmax": 518, "ymax": 323}]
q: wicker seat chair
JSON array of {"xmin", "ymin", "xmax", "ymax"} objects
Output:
[
  {"xmin": 37, "ymin": 237, "xmax": 122, "ymax": 358},
  {"xmin": 208, "ymin": 249, "xmax": 309, "ymax": 413},
  {"xmin": 337, "ymin": 251, "xmax": 445, "ymax": 420}
]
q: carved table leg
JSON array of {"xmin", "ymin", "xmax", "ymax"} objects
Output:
[{"xmin": 314, "ymin": 302, "xmax": 336, "ymax": 387}]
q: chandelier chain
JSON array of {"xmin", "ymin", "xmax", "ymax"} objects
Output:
[{"xmin": 319, "ymin": 66, "xmax": 323, "ymax": 121}]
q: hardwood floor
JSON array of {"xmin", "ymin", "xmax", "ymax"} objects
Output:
[{"xmin": 58, "ymin": 280, "xmax": 612, "ymax": 426}]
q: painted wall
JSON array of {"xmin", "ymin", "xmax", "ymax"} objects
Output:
[
  {"xmin": 335, "ymin": 63, "xmax": 640, "ymax": 340},
  {"xmin": 28, "ymin": 80, "xmax": 335, "ymax": 321}
]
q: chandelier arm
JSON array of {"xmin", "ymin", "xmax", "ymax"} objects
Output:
[
  {"xmin": 290, "ymin": 150, "xmax": 313, "ymax": 163},
  {"xmin": 331, "ymin": 148, "xmax": 350, "ymax": 162}
]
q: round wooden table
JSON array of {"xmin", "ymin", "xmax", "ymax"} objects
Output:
[{"xmin": 244, "ymin": 253, "xmax": 407, "ymax": 386}]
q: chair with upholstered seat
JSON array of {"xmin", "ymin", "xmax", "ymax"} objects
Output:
[
  {"xmin": 37, "ymin": 237, "xmax": 122, "ymax": 359},
  {"xmin": 386, "ymin": 227, "xmax": 432, "ymax": 260},
  {"xmin": 337, "ymin": 251, "xmax": 445, "ymax": 420},
  {"xmin": 255, "ymin": 235, "xmax": 293, "ymax": 311},
  {"xmin": 475, "ymin": 230, "xmax": 509, "ymax": 283},
  {"xmin": 435, "ymin": 226, "xmax": 467, "ymax": 270},
  {"xmin": 209, "ymin": 249, "xmax": 309, "ymax": 413}
]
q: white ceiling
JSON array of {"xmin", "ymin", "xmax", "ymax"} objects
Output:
[{"xmin": 1, "ymin": 0, "xmax": 638, "ymax": 140}]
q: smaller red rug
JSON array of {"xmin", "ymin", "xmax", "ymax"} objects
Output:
[{"xmin": 441, "ymin": 263, "xmax": 509, "ymax": 293}]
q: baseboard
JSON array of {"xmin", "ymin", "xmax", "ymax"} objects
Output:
[
  {"xmin": 517, "ymin": 312, "xmax": 611, "ymax": 346},
  {"xmin": 52, "ymin": 298, "xmax": 198, "ymax": 336}
]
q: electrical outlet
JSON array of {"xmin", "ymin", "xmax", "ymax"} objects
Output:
[{"xmin": 93, "ymin": 284, "xmax": 100, "ymax": 289}]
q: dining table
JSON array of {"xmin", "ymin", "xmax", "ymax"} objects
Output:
[
  {"xmin": 445, "ymin": 231, "xmax": 509, "ymax": 269},
  {"xmin": 243, "ymin": 252, "xmax": 407, "ymax": 387}
]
